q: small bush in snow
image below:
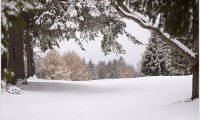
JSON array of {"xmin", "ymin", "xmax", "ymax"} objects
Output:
[{"xmin": 7, "ymin": 86, "xmax": 22, "ymax": 95}]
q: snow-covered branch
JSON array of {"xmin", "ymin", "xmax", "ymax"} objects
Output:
[{"xmin": 112, "ymin": 2, "xmax": 197, "ymax": 66}]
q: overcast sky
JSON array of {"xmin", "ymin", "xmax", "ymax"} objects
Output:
[{"xmin": 55, "ymin": 19, "xmax": 150, "ymax": 68}]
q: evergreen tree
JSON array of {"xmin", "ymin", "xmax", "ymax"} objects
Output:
[
  {"xmin": 170, "ymin": 50, "xmax": 191, "ymax": 75},
  {"xmin": 87, "ymin": 60, "xmax": 98, "ymax": 80},
  {"xmin": 141, "ymin": 33, "xmax": 170, "ymax": 76},
  {"xmin": 141, "ymin": 33, "xmax": 191, "ymax": 76},
  {"xmin": 109, "ymin": 59, "xmax": 121, "ymax": 78},
  {"xmin": 33, "ymin": 0, "xmax": 142, "ymax": 53},
  {"xmin": 96, "ymin": 61, "xmax": 108, "ymax": 79},
  {"xmin": 118, "ymin": 57, "xmax": 126, "ymax": 77},
  {"xmin": 106, "ymin": 61, "xmax": 113, "ymax": 78},
  {"xmin": 1, "ymin": 0, "xmax": 34, "ymax": 84}
]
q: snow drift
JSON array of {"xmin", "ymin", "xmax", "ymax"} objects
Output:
[{"xmin": 1, "ymin": 76, "xmax": 199, "ymax": 120}]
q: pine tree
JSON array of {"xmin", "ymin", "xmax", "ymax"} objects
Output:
[
  {"xmin": 141, "ymin": 33, "xmax": 170, "ymax": 76},
  {"xmin": 170, "ymin": 50, "xmax": 191, "ymax": 76},
  {"xmin": 87, "ymin": 60, "xmax": 98, "ymax": 80},
  {"xmin": 96, "ymin": 61, "xmax": 108, "ymax": 79},
  {"xmin": 109, "ymin": 59, "xmax": 121, "ymax": 78},
  {"xmin": 33, "ymin": 0, "xmax": 142, "ymax": 53},
  {"xmin": 141, "ymin": 33, "xmax": 191, "ymax": 76},
  {"xmin": 106, "ymin": 61, "xmax": 113, "ymax": 78}
]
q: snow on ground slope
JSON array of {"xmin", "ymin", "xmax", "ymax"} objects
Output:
[{"xmin": 1, "ymin": 76, "xmax": 199, "ymax": 120}]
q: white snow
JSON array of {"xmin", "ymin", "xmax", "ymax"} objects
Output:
[
  {"xmin": 35, "ymin": 11, "xmax": 53, "ymax": 25},
  {"xmin": 34, "ymin": 2, "xmax": 44, "ymax": 10},
  {"xmin": 78, "ymin": 16, "xmax": 84, "ymax": 21},
  {"xmin": 50, "ymin": 22, "xmax": 65, "ymax": 30},
  {"xmin": 89, "ymin": 10, "xmax": 100, "ymax": 17},
  {"xmin": 1, "ymin": 43, "xmax": 8, "ymax": 55},
  {"xmin": 1, "ymin": 76, "xmax": 199, "ymax": 120},
  {"xmin": 1, "ymin": 1, "xmax": 19, "ymax": 30},
  {"xmin": 68, "ymin": 6, "xmax": 78, "ymax": 17},
  {"xmin": 65, "ymin": 21, "xmax": 77, "ymax": 28},
  {"xmin": 76, "ymin": 2, "xmax": 82, "ymax": 8},
  {"xmin": 22, "ymin": 2, "xmax": 34, "ymax": 12},
  {"xmin": 170, "ymin": 38, "xmax": 196, "ymax": 58}
]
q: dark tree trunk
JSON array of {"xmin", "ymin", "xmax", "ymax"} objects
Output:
[
  {"xmin": 191, "ymin": 35, "xmax": 199, "ymax": 100},
  {"xmin": 1, "ymin": 52, "xmax": 8, "ymax": 80},
  {"xmin": 22, "ymin": 11, "xmax": 36, "ymax": 79},
  {"xmin": 8, "ymin": 27, "xmax": 25, "ymax": 84},
  {"xmin": 25, "ymin": 31, "xmax": 35, "ymax": 78},
  {"xmin": 191, "ymin": 62, "xmax": 199, "ymax": 100}
]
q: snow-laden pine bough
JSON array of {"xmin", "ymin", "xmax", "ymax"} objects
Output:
[{"xmin": 112, "ymin": 0, "xmax": 199, "ymax": 100}]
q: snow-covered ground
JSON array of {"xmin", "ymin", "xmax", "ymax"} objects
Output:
[{"xmin": 1, "ymin": 76, "xmax": 199, "ymax": 120}]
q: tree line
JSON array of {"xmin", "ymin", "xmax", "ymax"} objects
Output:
[{"xmin": 35, "ymin": 49, "xmax": 137, "ymax": 80}]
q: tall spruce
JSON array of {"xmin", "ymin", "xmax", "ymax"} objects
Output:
[
  {"xmin": 141, "ymin": 33, "xmax": 191, "ymax": 76},
  {"xmin": 96, "ymin": 61, "xmax": 108, "ymax": 79},
  {"xmin": 141, "ymin": 33, "xmax": 170, "ymax": 76},
  {"xmin": 87, "ymin": 60, "xmax": 98, "ymax": 80},
  {"xmin": 109, "ymin": 59, "xmax": 121, "ymax": 78}
]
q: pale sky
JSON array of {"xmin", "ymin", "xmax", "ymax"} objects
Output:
[{"xmin": 56, "ymin": 19, "xmax": 151, "ymax": 68}]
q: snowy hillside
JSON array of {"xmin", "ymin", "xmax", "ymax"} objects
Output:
[{"xmin": 1, "ymin": 76, "xmax": 199, "ymax": 120}]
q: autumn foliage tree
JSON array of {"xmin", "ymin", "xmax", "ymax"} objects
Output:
[
  {"xmin": 42, "ymin": 49, "xmax": 71, "ymax": 80},
  {"xmin": 62, "ymin": 51, "xmax": 91, "ymax": 81},
  {"xmin": 117, "ymin": 57, "xmax": 135, "ymax": 78}
]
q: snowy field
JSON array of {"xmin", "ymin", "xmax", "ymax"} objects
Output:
[{"xmin": 1, "ymin": 76, "xmax": 199, "ymax": 120}]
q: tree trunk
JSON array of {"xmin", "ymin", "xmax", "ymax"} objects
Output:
[
  {"xmin": 25, "ymin": 30, "xmax": 35, "ymax": 78},
  {"xmin": 8, "ymin": 27, "xmax": 25, "ymax": 84},
  {"xmin": 22, "ymin": 11, "xmax": 35, "ymax": 79},
  {"xmin": 191, "ymin": 35, "xmax": 199, "ymax": 100},
  {"xmin": 191, "ymin": 62, "xmax": 199, "ymax": 100},
  {"xmin": 1, "ymin": 52, "xmax": 8, "ymax": 80}
]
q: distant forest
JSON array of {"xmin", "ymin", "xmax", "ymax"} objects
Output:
[{"xmin": 35, "ymin": 50, "xmax": 137, "ymax": 80}]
